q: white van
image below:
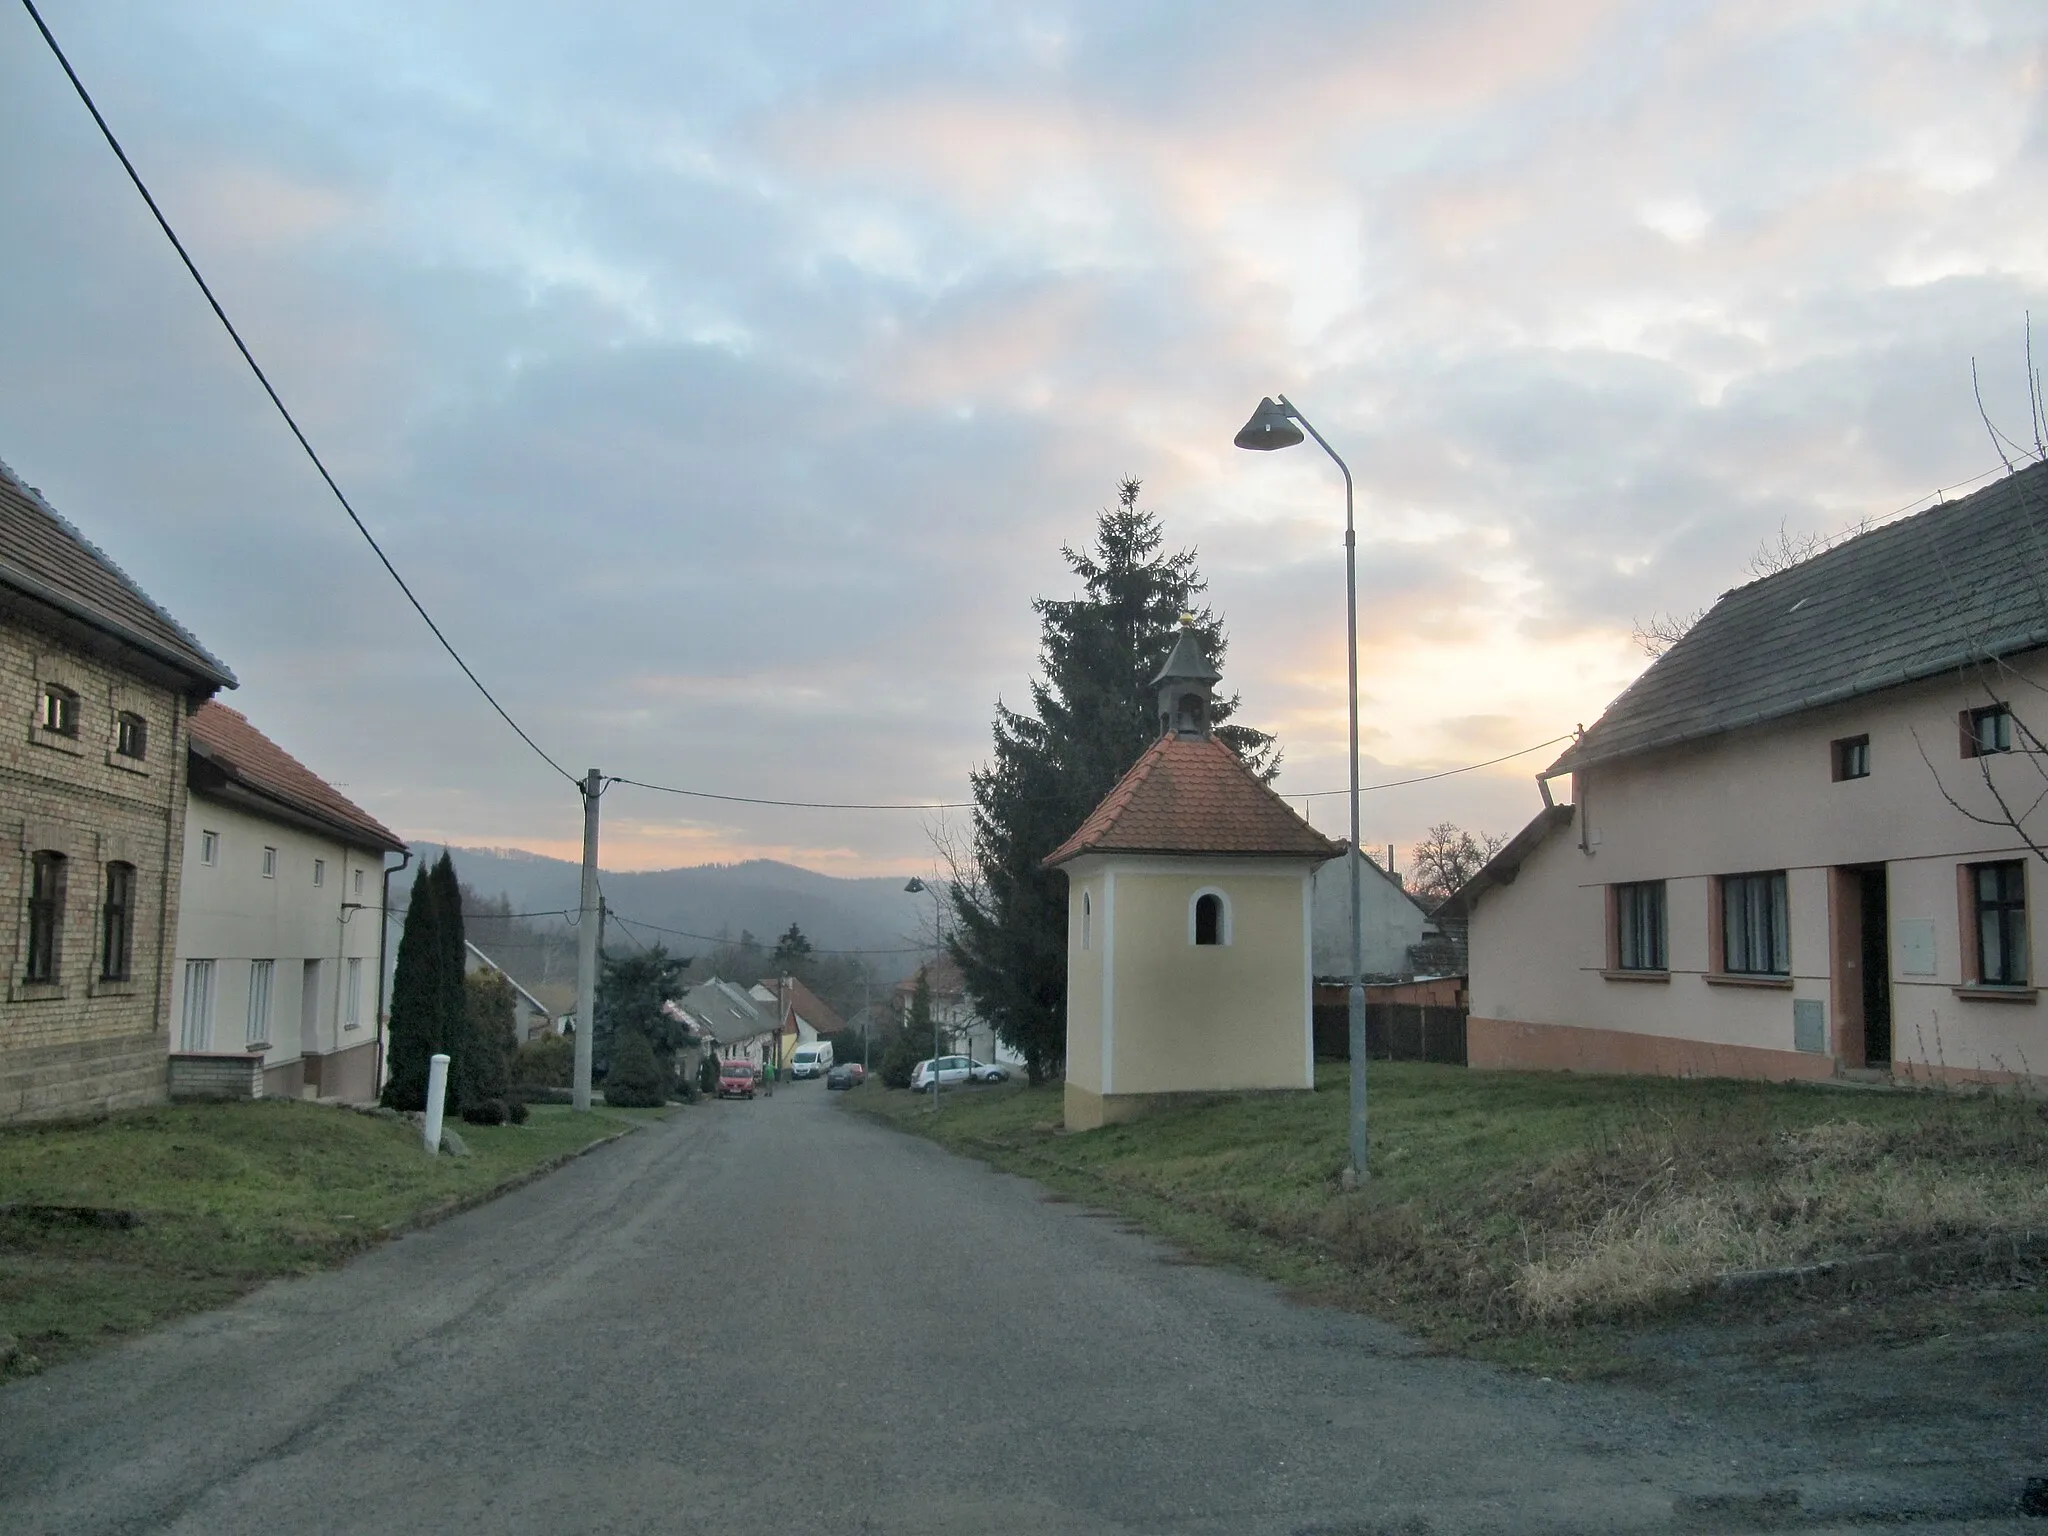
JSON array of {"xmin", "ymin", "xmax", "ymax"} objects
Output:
[{"xmin": 789, "ymin": 1041, "xmax": 834, "ymax": 1079}]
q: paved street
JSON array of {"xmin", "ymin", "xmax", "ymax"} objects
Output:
[{"xmin": 1, "ymin": 1088, "xmax": 2038, "ymax": 1534}]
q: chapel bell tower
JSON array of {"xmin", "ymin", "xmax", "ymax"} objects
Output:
[{"xmin": 1153, "ymin": 616, "xmax": 1222, "ymax": 740}]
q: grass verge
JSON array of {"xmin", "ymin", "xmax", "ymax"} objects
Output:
[
  {"xmin": 0, "ymin": 1099, "xmax": 666, "ymax": 1376},
  {"xmin": 845, "ymin": 1065, "xmax": 2048, "ymax": 1374}
]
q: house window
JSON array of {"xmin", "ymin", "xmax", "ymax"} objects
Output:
[
  {"xmin": 1191, "ymin": 890, "xmax": 1229, "ymax": 946},
  {"xmin": 39, "ymin": 684, "xmax": 78, "ymax": 737},
  {"xmin": 1613, "ymin": 881, "xmax": 1667, "ymax": 971},
  {"xmin": 247, "ymin": 959, "xmax": 274, "ymax": 1046},
  {"xmin": 115, "ymin": 711, "xmax": 148, "ymax": 761},
  {"xmin": 25, "ymin": 851, "xmax": 66, "ymax": 983},
  {"xmin": 180, "ymin": 958, "xmax": 215, "ymax": 1050},
  {"xmin": 353, "ymin": 868, "xmax": 364, "ymax": 897},
  {"xmin": 261, "ymin": 846, "xmax": 277, "ymax": 879},
  {"xmin": 1964, "ymin": 704, "xmax": 2013, "ymax": 758},
  {"xmin": 313, "ymin": 858, "xmax": 325, "ymax": 887},
  {"xmin": 100, "ymin": 861, "xmax": 135, "ymax": 981},
  {"xmin": 1832, "ymin": 734, "xmax": 1869, "ymax": 781},
  {"xmin": 200, "ymin": 830, "xmax": 219, "ymax": 866},
  {"xmin": 1081, "ymin": 890, "xmax": 1092, "ymax": 951},
  {"xmin": 1721, "ymin": 871, "xmax": 1790, "ymax": 975},
  {"xmin": 345, "ymin": 957, "xmax": 364, "ymax": 1028},
  {"xmin": 1972, "ymin": 861, "xmax": 2028, "ymax": 986}
]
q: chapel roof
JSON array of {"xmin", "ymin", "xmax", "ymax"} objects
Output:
[{"xmin": 1044, "ymin": 733, "xmax": 1343, "ymax": 866}]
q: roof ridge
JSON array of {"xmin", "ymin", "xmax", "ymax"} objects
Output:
[{"xmin": 0, "ymin": 456, "xmax": 236, "ymax": 687}]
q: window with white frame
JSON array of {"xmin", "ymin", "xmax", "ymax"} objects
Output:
[
  {"xmin": 1721, "ymin": 871, "xmax": 1790, "ymax": 975},
  {"xmin": 261, "ymin": 846, "xmax": 277, "ymax": 879},
  {"xmin": 313, "ymin": 858, "xmax": 325, "ymax": 887},
  {"xmin": 345, "ymin": 957, "xmax": 364, "ymax": 1028},
  {"xmin": 115, "ymin": 710, "xmax": 148, "ymax": 761},
  {"xmin": 180, "ymin": 959, "xmax": 215, "ymax": 1051},
  {"xmin": 1190, "ymin": 889, "xmax": 1230, "ymax": 946},
  {"xmin": 200, "ymin": 830, "xmax": 219, "ymax": 866},
  {"xmin": 246, "ymin": 959, "xmax": 274, "ymax": 1045},
  {"xmin": 1081, "ymin": 890, "xmax": 1091, "ymax": 950},
  {"xmin": 39, "ymin": 683, "xmax": 78, "ymax": 737},
  {"xmin": 353, "ymin": 868, "xmax": 364, "ymax": 897}
]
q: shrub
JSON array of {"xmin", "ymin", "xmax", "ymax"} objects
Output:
[
  {"xmin": 513, "ymin": 1034, "xmax": 574, "ymax": 1089},
  {"xmin": 461, "ymin": 1098, "xmax": 509, "ymax": 1127},
  {"xmin": 604, "ymin": 1030, "xmax": 667, "ymax": 1108},
  {"xmin": 507, "ymin": 1097, "xmax": 530, "ymax": 1125}
]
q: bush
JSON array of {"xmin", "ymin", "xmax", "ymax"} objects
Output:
[
  {"xmin": 880, "ymin": 1024, "xmax": 925, "ymax": 1090},
  {"xmin": 461, "ymin": 1098, "xmax": 509, "ymax": 1126},
  {"xmin": 603, "ymin": 1030, "xmax": 667, "ymax": 1108},
  {"xmin": 513, "ymin": 1034, "xmax": 574, "ymax": 1089},
  {"xmin": 507, "ymin": 1098, "xmax": 530, "ymax": 1125}
]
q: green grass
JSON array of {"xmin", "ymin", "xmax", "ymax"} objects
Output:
[
  {"xmin": 0, "ymin": 1099, "xmax": 664, "ymax": 1376},
  {"xmin": 847, "ymin": 1066, "xmax": 2048, "ymax": 1373}
]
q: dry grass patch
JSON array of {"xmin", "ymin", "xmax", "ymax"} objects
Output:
[{"xmin": 846, "ymin": 1066, "xmax": 2048, "ymax": 1368}]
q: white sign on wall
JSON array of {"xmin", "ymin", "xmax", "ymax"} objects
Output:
[{"xmin": 1895, "ymin": 918, "xmax": 1937, "ymax": 977}]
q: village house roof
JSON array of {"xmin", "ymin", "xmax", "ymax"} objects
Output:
[
  {"xmin": 1551, "ymin": 459, "xmax": 2048, "ymax": 775},
  {"xmin": 464, "ymin": 941, "xmax": 553, "ymax": 1021},
  {"xmin": 188, "ymin": 701, "xmax": 407, "ymax": 853},
  {"xmin": 0, "ymin": 457, "xmax": 236, "ymax": 694},
  {"xmin": 678, "ymin": 979, "xmax": 775, "ymax": 1046},
  {"xmin": 750, "ymin": 975, "xmax": 846, "ymax": 1035},
  {"xmin": 1044, "ymin": 734, "xmax": 1343, "ymax": 866}
]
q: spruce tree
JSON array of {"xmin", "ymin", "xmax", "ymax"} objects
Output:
[
  {"xmin": 458, "ymin": 969, "xmax": 517, "ymax": 1124},
  {"xmin": 604, "ymin": 1029, "xmax": 667, "ymax": 1108},
  {"xmin": 949, "ymin": 480, "xmax": 1275, "ymax": 1084},
  {"xmin": 430, "ymin": 851, "xmax": 469, "ymax": 1112},
  {"xmin": 381, "ymin": 864, "xmax": 443, "ymax": 1111}
]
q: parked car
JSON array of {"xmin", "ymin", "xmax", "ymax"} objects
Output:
[
  {"xmin": 825, "ymin": 1063, "xmax": 860, "ymax": 1090},
  {"xmin": 790, "ymin": 1041, "xmax": 834, "ymax": 1079},
  {"xmin": 845, "ymin": 1062, "xmax": 866, "ymax": 1084},
  {"xmin": 966, "ymin": 1059, "xmax": 1008, "ymax": 1083},
  {"xmin": 717, "ymin": 1060, "xmax": 757, "ymax": 1099},
  {"xmin": 910, "ymin": 1055, "xmax": 974, "ymax": 1093}
]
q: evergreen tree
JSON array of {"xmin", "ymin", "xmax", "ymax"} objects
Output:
[
  {"xmin": 770, "ymin": 923, "xmax": 813, "ymax": 971},
  {"xmin": 458, "ymin": 969, "xmax": 518, "ymax": 1124},
  {"xmin": 950, "ymin": 480, "xmax": 1275, "ymax": 1084},
  {"xmin": 381, "ymin": 864, "xmax": 443, "ymax": 1110},
  {"xmin": 881, "ymin": 969, "xmax": 934, "ymax": 1089},
  {"xmin": 604, "ymin": 1029, "xmax": 667, "ymax": 1108},
  {"xmin": 594, "ymin": 945, "xmax": 691, "ymax": 1080},
  {"xmin": 430, "ymin": 851, "xmax": 469, "ymax": 1111}
]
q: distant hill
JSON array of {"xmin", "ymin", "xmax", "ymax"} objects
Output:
[{"xmin": 412, "ymin": 845, "xmax": 941, "ymax": 986}]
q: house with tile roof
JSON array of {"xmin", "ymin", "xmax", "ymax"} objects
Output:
[
  {"xmin": 1459, "ymin": 458, "xmax": 2048, "ymax": 1086},
  {"xmin": 0, "ymin": 458, "xmax": 235, "ymax": 1122},
  {"xmin": 1046, "ymin": 623, "xmax": 1342, "ymax": 1129},
  {"xmin": 171, "ymin": 702, "xmax": 408, "ymax": 1101}
]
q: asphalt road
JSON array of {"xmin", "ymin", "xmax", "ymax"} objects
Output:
[{"xmin": 1, "ymin": 1086, "xmax": 2038, "ymax": 1534}]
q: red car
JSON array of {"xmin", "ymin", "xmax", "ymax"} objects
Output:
[{"xmin": 717, "ymin": 1060, "xmax": 757, "ymax": 1099}]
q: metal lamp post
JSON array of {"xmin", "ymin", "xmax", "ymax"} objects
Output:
[
  {"xmin": 1235, "ymin": 394, "xmax": 1370, "ymax": 1183},
  {"xmin": 904, "ymin": 876, "xmax": 947, "ymax": 1108}
]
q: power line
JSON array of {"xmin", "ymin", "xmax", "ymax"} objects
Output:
[
  {"xmin": 20, "ymin": 0, "xmax": 576, "ymax": 787},
  {"xmin": 1289, "ymin": 734, "xmax": 1575, "ymax": 799},
  {"xmin": 608, "ymin": 776, "xmax": 973, "ymax": 811},
  {"xmin": 606, "ymin": 908, "xmax": 930, "ymax": 957}
]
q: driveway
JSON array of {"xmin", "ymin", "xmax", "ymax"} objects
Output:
[{"xmin": 0, "ymin": 1086, "xmax": 2036, "ymax": 1533}]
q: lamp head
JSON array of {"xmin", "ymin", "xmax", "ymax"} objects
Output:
[
  {"xmin": 904, "ymin": 877, "xmax": 927, "ymax": 894},
  {"xmin": 1234, "ymin": 396, "xmax": 1303, "ymax": 451}
]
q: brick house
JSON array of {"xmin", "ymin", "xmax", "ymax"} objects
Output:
[
  {"xmin": 0, "ymin": 459, "xmax": 235, "ymax": 1123},
  {"xmin": 171, "ymin": 702, "xmax": 406, "ymax": 1102}
]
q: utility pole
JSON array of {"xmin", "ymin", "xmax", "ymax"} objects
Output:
[{"xmin": 572, "ymin": 768, "xmax": 602, "ymax": 1112}]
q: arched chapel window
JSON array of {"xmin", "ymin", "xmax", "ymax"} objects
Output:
[
  {"xmin": 1081, "ymin": 890, "xmax": 1092, "ymax": 950},
  {"xmin": 1193, "ymin": 891, "xmax": 1226, "ymax": 947}
]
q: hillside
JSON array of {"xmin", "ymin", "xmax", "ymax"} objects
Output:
[{"xmin": 414, "ymin": 844, "xmax": 941, "ymax": 986}]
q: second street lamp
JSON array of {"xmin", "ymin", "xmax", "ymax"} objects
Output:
[
  {"xmin": 904, "ymin": 876, "xmax": 947, "ymax": 1109},
  {"xmin": 1234, "ymin": 394, "xmax": 1370, "ymax": 1183}
]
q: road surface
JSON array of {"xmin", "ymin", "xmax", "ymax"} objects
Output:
[{"xmin": 1, "ymin": 1086, "xmax": 2038, "ymax": 1533}]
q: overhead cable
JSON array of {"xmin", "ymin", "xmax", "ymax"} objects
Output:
[{"xmin": 20, "ymin": 0, "xmax": 576, "ymax": 787}]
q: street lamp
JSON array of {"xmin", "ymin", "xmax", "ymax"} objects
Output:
[
  {"xmin": 904, "ymin": 877, "xmax": 947, "ymax": 1108},
  {"xmin": 1235, "ymin": 394, "xmax": 1370, "ymax": 1183}
]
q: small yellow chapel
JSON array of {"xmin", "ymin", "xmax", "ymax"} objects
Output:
[{"xmin": 1044, "ymin": 622, "xmax": 1342, "ymax": 1130}]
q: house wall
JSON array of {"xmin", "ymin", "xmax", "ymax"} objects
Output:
[
  {"xmin": 1470, "ymin": 660, "xmax": 2048, "ymax": 1083},
  {"xmin": 173, "ymin": 795, "xmax": 385, "ymax": 1101},
  {"xmin": 1063, "ymin": 855, "xmax": 1315, "ymax": 1129},
  {"xmin": 1310, "ymin": 852, "xmax": 1428, "ymax": 978},
  {"xmin": 0, "ymin": 617, "xmax": 190, "ymax": 1123}
]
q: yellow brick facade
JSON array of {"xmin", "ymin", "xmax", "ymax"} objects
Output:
[{"xmin": 0, "ymin": 613, "xmax": 190, "ymax": 1121}]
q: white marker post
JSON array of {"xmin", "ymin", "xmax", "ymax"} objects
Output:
[{"xmin": 424, "ymin": 1052, "xmax": 451, "ymax": 1154}]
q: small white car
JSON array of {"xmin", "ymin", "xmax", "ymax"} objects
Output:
[{"xmin": 910, "ymin": 1055, "xmax": 1007, "ymax": 1091}]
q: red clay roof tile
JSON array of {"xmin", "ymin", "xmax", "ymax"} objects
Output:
[
  {"xmin": 1044, "ymin": 734, "xmax": 1342, "ymax": 866},
  {"xmin": 189, "ymin": 702, "xmax": 406, "ymax": 853}
]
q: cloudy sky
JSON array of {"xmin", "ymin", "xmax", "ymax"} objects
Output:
[{"xmin": 3, "ymin": 1, "xmax": 2045, "ymax": 878}]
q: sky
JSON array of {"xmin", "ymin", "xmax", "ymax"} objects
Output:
[{"xmin": 2, "ymin": 0, "xmax": 2045, "ymax": 878}]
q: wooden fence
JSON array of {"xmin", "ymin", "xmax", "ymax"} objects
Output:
[{"xmin": 1311, "ymin": 978, "xmax": 1468, "ymax": 1066}]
